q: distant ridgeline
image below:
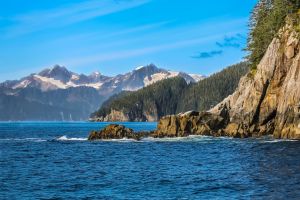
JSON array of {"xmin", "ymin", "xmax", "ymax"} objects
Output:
[
  {"xmin": 91, "ymin": 62, "xmax": 249, "ymax": 122},
  {"xmin": 0, "ymin": 64, "xmax": 203, "ymax": 121}
]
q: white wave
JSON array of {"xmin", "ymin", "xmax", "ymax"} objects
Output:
[
  {"xmin": 101, "ymin": 138, "xmax": 138, "ymax": 142},
  {"xmin": 141, "ymin": 135, "xmax": 218, "ymax": 142},
  {"xmin": 261, "ymin": 139, "xmax": 298, "ymax": 143},
  {"xmin": 88, "ymin": 135, "xmax": 216, "ymax": 143},
  {"xmin": 57, "ymin": 136, "xmax": 87, "ymax": 141}
]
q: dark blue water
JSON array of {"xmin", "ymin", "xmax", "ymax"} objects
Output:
[{"xmin": 1, "ymin": 122, "xmax": 300, "ymax": 199}]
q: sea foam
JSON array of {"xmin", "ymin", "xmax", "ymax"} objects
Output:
[
  {"xmin": 260, "ymin": 139, "xmax": 298, "ymax": 143},
  {"xmin": 57, "ymin": 136, "xmax": 88, "ymax": 141}
]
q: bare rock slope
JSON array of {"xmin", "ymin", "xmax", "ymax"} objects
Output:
[{"xmin": 157, "ymin": 24, "xmax": 300, "ymax": 139}]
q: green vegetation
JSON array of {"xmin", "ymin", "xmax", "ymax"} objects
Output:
[
  {"xmin": 247, "ymin": 0, "xmax": 300, "ymax": 70},
  {"xmin": 92, "ymin": 77, "xmax": 188, "ymax": 121},
  {"xmin": 92, "ymin": 62, "xmax": 249, "ymax": 121},
  {"xmin": 176, "ymin": 62, "xmax": 249, "ymax": 112}
]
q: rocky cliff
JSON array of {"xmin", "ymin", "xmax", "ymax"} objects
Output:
[{"xmin": 156, "ymin": 23, "xmax": 300, "ymax": 139}]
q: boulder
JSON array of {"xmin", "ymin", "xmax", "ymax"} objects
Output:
[{"xmin": 88, "ymin": 124, "xmax": 150, "ymax": 140}]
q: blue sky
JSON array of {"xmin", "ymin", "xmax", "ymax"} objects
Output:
[{"xmin": 0, "ymin": 0, "xmax": 257, "ymax": 81}]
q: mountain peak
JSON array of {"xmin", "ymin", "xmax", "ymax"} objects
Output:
[
  {"xmin": 3, "ymin": 64, "xmax": 204, "ymax": 92},
  {"xmin": 49, "ymin": 65, "xmax": 70, "ymax": 75},
  {"xmin": 134, "ymin": 64, "xmax": 159, "ymax": 71},
  {"xmin": 132, "ymin": 64, "xmax": 164, "ymax": 76},
  {"xmin": 51, "ymin": 64, "xmax": 68, "ymax": 72},
  {"xmin": 38, "ymin": 65, "xmax": 72, "ymax": 83}
]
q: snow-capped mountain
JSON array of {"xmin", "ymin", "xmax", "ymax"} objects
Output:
[
  {"xmin": 8, "ymin": 65, "xmax": 110, "ymax": 92},
  {"xmin": 3, "ymin": 64, "xmax": 204, "ymax": 93},
  {"xmin": 0, "ymin": 64, "xmax": 204, "ymax": 121}
]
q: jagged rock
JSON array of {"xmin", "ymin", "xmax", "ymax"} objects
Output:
[
  {"xmin": 89, "ymin": 124, "xmax": 154, "ymax": 140},
  {"xmin": 88, "ymin": 124, "xmax": 132, "ymax": 140},
  {"xmin": 92, "ymin": 110, "xmax": 130, "ymax": 122},
  {"xmin": 154, "ymin": 23, "xmax": 300, "ymax": 139},
  {"xmin": 208, "ymin": 24, "xmax": 300, "ymax": 139},
  {"xmin": 153, "ymin": 111, "xmax": 228, "ymax": 138}
]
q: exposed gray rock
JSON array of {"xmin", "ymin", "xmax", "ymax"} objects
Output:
[{"xmin": 155, "ymin": 23, "xmax": 300, "ymax": 139}]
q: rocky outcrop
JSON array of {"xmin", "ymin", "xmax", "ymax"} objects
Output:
[
  {"xmin": 90, "ymin": 109, "xmax": 158, "ymax": 122},
  {"xmin": 90, "ymin": 110, "xmax": 130, "ymax": 122},
  {"xmin": 153, "ymin": 110, "xmax": 229, "ymax": 137},
  {"xmin": 155, "ymin": 23, "xmax": 300, "ymax": 139},
  {"xmin": 88, "ymin": 124, "xmax": 152, "ymax": 140}
]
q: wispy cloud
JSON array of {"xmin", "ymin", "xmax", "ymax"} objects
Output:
[
  {"xmin": 191, "ymin": 33, "xmax": 245, "ymax": 59},
  {"xmin": 216, "ymin": 33, "xmax": 245, "ymax": 48},
  {"xmin": 61, "ymin": 34, "xmax": 224, "ymax": 66},
  {"xmin": 5, "ymin": 0, "xmax": 150, "ymax": 37},
  {"xmin": 191, "ymin": 50, "xmax": 223, "ymax": 59},
  {"xmin": 57, "ymin": 18, "xmax": 247, "ymax": 66},
  {"xmin": 46, "ymin": 18, "xmax": 244, "ymax": 49},
  {"xmin": 48, "ymin": 20, "xmax": 171, "ymax": 45}
]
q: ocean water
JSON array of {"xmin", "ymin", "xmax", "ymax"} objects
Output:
[{"xmin": 1, "ymin": 122, "xmax": 300, "ymax": 200}]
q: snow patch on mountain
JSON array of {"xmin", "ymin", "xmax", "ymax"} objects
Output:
[
  {"xmin": 12, "ymin": 80, "xmax": 31, "ymax": 89},
  {"xmin": 33, "ymin": 75, "xmax": 105, "ymax": 90},
  {"xmin": 34, "ymin": 75, "xmax": 67, "ymax": 90},
  {"xmin": 5, "ymin": 64, "xmax": 204, "ymax": 93},
  {"xmin": 135, "ymin": 66, "xmax": 144, "ymax": 70},
  {"xmin": 71, "ymin": 74, "xmax": 80, "ymax": 81},
  {"xmin": 189, "ymin": 74, "xmax": 205, "ymax": 82},
  {"xmin": 143, "ymin": 72, "xmax": 178, "ymax": 86},
  {"xmin": 82, "ymin": 82, "xmax": 104, "ymax": 89}
]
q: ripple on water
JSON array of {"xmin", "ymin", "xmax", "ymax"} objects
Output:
[{"xmin": 0, "ymin": 122, "xmax": 300, "ymax": 199}]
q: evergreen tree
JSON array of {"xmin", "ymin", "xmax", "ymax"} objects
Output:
[
  {"xmin": 92, "ymin": 62, "xmax": 249, "ymax": 121},
  {"xmin": 247, "ymin": 0, "xmax": 300, "ymax": 70}
]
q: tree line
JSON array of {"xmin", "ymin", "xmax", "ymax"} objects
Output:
[
  {"xmin": 247, "ymin": 0, "xmax": 300, "ymax": 70},
  {"xmin": 92, "ymin": 62, "xmax": 249, "ymax": 121}
]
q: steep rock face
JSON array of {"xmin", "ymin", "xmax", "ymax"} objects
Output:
[
  {"xmin": 214, "ymin": 24, "xmax": 300, "ymax": 139},
  {"xmin": 92, "ymin": 110, "xmax": 130, "ymax": 122},
  {"xmin": 91, "ymin": 109, "xmax": 159, "ymax": 122},
  {"xmin": 156, "ymin": 24, "xmax": 300, "ymax": 139},
  {"xmin": 154, "ymin": 109, "xmax": 229, "ymax": 138}
]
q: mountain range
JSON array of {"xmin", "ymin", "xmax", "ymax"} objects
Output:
[{"xmin": 0, "ymin": 64, "xmax": 204, "ymax": 121}]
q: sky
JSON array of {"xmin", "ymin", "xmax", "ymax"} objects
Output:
[{"xmin": 0, "ymin": 0, "xmax": 257, "ymax": 81}]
